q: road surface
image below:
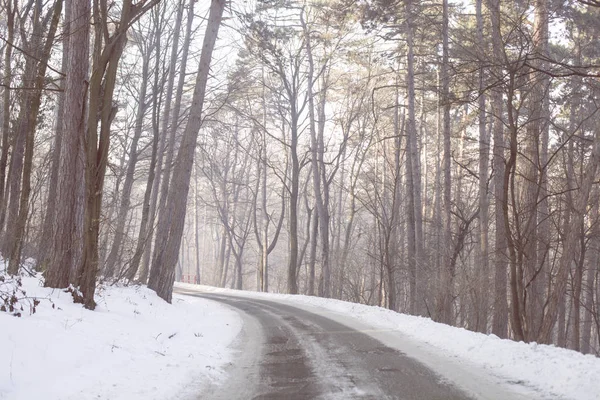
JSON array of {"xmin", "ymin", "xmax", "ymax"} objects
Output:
[{"xmin": 182, "ymin": 292, "xmax": 475, "ymax": 400}]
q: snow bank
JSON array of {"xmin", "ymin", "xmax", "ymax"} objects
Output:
[
  {"xmin": 1, "ymin": 275, "xmax": 241, "ymax": 400},
  {"xmin": 177, "ymin": 283, "xmax": 600, "ymax": 400}
]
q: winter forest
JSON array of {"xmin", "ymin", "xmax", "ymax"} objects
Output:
[{"xmin": 0, "ymin": 0, "xmax": 599, "ymax": 356}]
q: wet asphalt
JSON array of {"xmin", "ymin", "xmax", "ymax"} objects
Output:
[{"xmin": 181, "ymin": 291, "xmax": 473, "ymax": 400}]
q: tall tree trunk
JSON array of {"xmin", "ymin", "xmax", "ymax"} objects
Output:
[
  {"xmin": 334, "ymin": 138, "xmax": 347, "ymax": 300},
  {"xmin": 151, "ymin": 0, "xmax": 192, "ymax": 269},
  {"xmin": 522, "ymin": 0, "xmax": 549, "ymax": 340},
  {"xmin": 147, "ymin": 0, "xmax": 225, "ymax": 302},
  {"xmin": 404, "ymin": 0, "xmax": 423, "ymax": 314},
  {"xmin": 474, "ymin": 0, "xmax": 490, "ymax": 334},
  {"xmin": 44, "ymin": 0, "xmax": 90, "ymax": 290},
  {"xmin": 487, "ymin": 0, "xmax": 509, "ymax": 338},
  {"xmin": 39, "ymin": 1, "xmax": 69, "ymax": 268},
  {"xmin": 317, "ymin": 73, "xmax": 331, "ymax": 298},
  {"xmin": 535, "ymin": 0, "xmax": 551, "ymax": 342},
  {"xmin": 302, "ymin": 10, "xmax": 322, "ymax": 296},
  {"xmin": 505, "ymin": 70, "xmax": 526, "ymax": 342},
  {"xmin": 259, "ymin": 66, "xmax": 270, "ymax": 292},
  {"xmin": 287, "ymin": 97, "xmax": 300, "ymax": 294},
  {"xmin": 437, "ymin": 0, "xmax": 453, "ymax": 324},
  {"xmin": 141, "ymin": 1, "xmax": 184, "ymax": 277},
  {"xmin": 79, "ymin": 0, "xmax": 149, "ymax": 308},
  {"xmin": 406, "ymin": 129, "xmax": 417, "ymax": 315}
]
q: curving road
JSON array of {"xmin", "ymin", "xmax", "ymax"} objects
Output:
[{"xmin": 181, "ymin": 292, "xmax": 475, "ymax": 400}]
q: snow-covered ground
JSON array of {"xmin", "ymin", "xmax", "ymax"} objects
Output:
[
  {"xmin": 0, "ymin": 275, "xmax": 241, "ymax": 400},
  {"xmin": 3, "ymin": 273, "xmax": 599, "ymax": 400},
  {"xmin": 176, "ymin": 283, "xmax": 600, "ymax": 400}
]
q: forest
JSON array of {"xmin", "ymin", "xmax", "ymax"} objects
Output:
[{"xmin": 0, "ymin": 0, "xmax": 599, "ymax": 355}]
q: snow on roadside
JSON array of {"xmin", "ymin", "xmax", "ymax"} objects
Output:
[
  {"xmin": 176, "ymin": 282, "xmax": 600, "ymax": 400},
  {"xmin": 1, "ymin": 275, "xmax": 241, "ymax": 400}
]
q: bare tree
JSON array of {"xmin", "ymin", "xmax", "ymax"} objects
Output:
[
  {"xmin": 6, "ymin": 0, "xmax": 62, "ymax": 275},
  {"xmin": 103, "ymin": 23, "xmax": 153, "ymax": 278}
]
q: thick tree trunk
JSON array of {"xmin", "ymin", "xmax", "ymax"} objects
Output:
[
  {"xmin": 44, "ymin": 0, "xmax": 90, "ymax": 289},
  {"xmin": 79, "ymin": 0, "xmax": 147, "ymax": 308}
]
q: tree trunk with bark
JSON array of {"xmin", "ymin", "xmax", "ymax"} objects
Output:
[
  {"xmin": 487, "ymin": 0, "xmax": 509, "ymax": 338},
  {"xmin": 39, "ymin": 1, "xmax": 70, "ymax": 268},
  {"xmin": 44, "ymin": 0, "xmax": 90, "ymax": 290},
  {"xmin": 436, "ymin": 0, "xmax": 453, "ymax": 324},
  {"xmin": 151, "ymin": 0, "xmax": 192, "ymax": 271},
  {"xmin": 147, "ymin": 0, "xmax": 225, "ymax": 302},
  {"xmin": 404, "ymin": 0, "xmax": 423, "ymax": 315},
  {"xmin": 474, "ymin": 0, "xmax": 490, "ymax": 334}
]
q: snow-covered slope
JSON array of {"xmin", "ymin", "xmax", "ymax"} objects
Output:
[
  {"xmin": 0, "ymin": 275, "xmax": 241, "ymax": 400},
  {"xmin": 176, "ymin": 283, "xmax": 600, "ymax": 400}
]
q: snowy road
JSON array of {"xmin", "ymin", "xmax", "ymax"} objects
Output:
[
  {"xmin": 173, "ymin": 284, "xmax": 600, "ymax": 400},
  {"xmin": 182, "ymin": 292, "xmax": 472, "ymax": 400}
]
